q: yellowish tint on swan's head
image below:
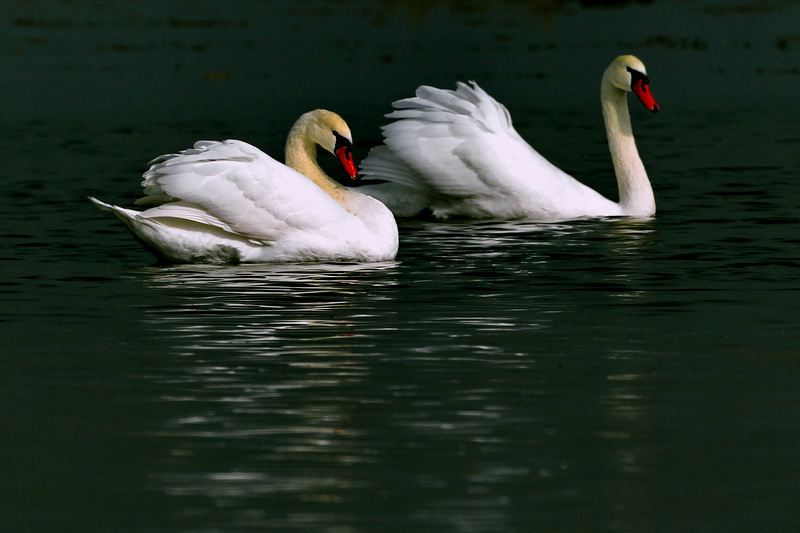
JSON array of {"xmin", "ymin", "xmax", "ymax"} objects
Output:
[
  {"xmin": 605, "ymin": 55, "xmax": 659, "ymax": 112},
  {"xmin": 293, "ymin": 109, "xmax": 358, "ymax": 180},
  {"xmin": 299, "ymin": 109, "xmax": 352, "ymax": 154},
  {"xmin": 606, "ymin": 55, "xmax": 647, "ymax": 91}
]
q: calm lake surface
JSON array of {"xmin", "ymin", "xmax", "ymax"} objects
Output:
[{"xmin": 2, "ymin": 1, "xmax": 799, "ymax": 531}]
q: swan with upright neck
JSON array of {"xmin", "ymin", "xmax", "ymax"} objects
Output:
[
  {"xmin": 89, "ymin": 110, "xmax": 398, "ymax": 264},
  {"xmin": 358, "ymin": 55, "xmax": 660, "ymax": 221}
]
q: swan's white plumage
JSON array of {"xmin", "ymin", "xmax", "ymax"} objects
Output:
[
  {"xmin": 91, "ymin": 118, "xmax": 398, "ymax": 264},
  {"xmin": 359, "ymin": 56, "xmax": 657, "ymax": 221},
  {"xmin": 138, "ymin": 140, "xmax": 343, "ymax": 243}
]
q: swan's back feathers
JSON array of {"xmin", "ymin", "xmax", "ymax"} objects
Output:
[
  {"xmin": 137, "ymin": 140, "xmax": 263, "ymax": 206},
  {"xmin": 132, "ymin": 140, "xmax": 354, "ymax": 245}
]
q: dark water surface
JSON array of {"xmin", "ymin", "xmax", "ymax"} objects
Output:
[{"xmin": 2, "ymin": 1, "xmax": 800, "ymax": 531}]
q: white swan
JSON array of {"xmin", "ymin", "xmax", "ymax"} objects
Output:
[
  {"xmin": 358, "ymin": 55, "xmax": 660, "ymax": 221},
  {"xmin": 89, "ymin": 110, "xmax": 398, "ymax": 264}
]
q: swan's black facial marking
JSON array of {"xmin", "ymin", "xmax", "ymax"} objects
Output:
[
  {"xmin": 332, "ymin": 131, "xmax": 358, "ymax": 180},
  {"xmin": 333, "ymin": 131, "xmax": 351, "ymax": 154},
  {"xmin": 626, "ymin": 66, "xmax": 651, "ymax": 87},
  {"xmin": 626, "ymin": 66, "xmax": 659, "ymax": 113}
]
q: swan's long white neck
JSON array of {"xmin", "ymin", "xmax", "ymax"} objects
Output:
[
  {"xmin": 284, "ymin": 115, "xmax": 347, "ymax": 203},
  {"xmin": 600, "ymin": 75, "xmax": 655, "ymax": 217}
]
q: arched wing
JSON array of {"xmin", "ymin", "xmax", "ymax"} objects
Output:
[
  {"xmin": 136, "ymin": 140, "xmax": 352, "ymax": 243},
  {"xmin": 362, "ymin": 82, "xmax": 580, "ymax": 217}
]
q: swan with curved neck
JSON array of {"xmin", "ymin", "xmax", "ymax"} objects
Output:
[
  {"xmin": 285, "ymin": 110, "xmax": 358, "ymax": 201},
  {"xmin": 358, "ymin": 55, "xmax": 660, "ymax": 221},
  {"xmin": 89, "ymin": 110, "xmax": 398, "ymax": 264}
]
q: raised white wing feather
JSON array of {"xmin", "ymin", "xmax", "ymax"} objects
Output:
[{"xmin": 362, "ymin": 81, "xmax": 611, "ymax": 219}]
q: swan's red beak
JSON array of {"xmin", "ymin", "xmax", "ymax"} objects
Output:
[
  {"xmin": 333, "ymin": 133, "xmax": 359, "ymax": 180},
  {"xmin": 335, "ymin": 144, "xmax": 358, "ymax": 180},
  {"xmin": 632, "ymin": 77, "xmax": 659, "ymax": 113}
]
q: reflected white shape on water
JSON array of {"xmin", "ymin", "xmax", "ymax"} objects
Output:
[
  {"xmin": 129, "ymin": 216, "xmax": 678, "ymax": 530},
  {"xmin": 136, "ymin": 261, "xmax": 401, "ymax": 358}
]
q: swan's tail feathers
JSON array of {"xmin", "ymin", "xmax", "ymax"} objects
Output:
[
  {"xmin": 88, "ymin": 196, "xmax": 113, "ymax": 212},
  {"xmin": 358, "ymin": 146, "xmax": 434, "ymax": 218},
  {"xmin": 89, "ymin": 196, "xmax": 250, "ymax": 264},
  {"xmin": 388, "ymin": 81, "xmax": 514, "ymax": 134},
  {"xmin": 89, "ymin": 196, "xmax": 169, "ymax": 256},
  {"xmin": 91, "ymin": 196, "xmax": 256, "ymax": 242},
  {"xmin": 88, "ymin": 196, "xmax": 137, "ymax": 218},
  {"xmin": 89, "ymin": 196, "xmax": 159, "ymax": 234}
]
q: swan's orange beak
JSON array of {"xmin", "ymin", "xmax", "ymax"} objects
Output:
[{"xmin": 632, "ymin": 78, "xmax": 659, "ymax": 113}]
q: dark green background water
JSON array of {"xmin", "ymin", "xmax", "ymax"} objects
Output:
[{"xmin": 2, "ymin": 1, "xmax": 799, "ymax": 531}]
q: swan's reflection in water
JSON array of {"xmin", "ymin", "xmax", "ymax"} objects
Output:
[
  {"xmin": 134, "ymin": 222, "xmax": 660, "ymax": 530},
  {"xmin": 138, "ymin": 262, "xmax": 408, "ymax": 525},
  {"xmin": 140, "ymin": 261, "xmax": 400, "ymax": 358}
]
